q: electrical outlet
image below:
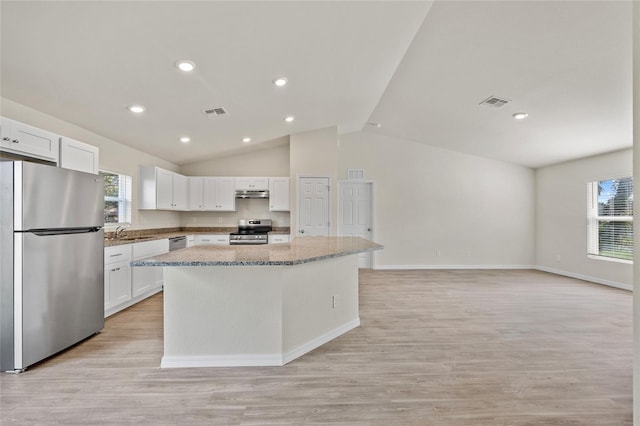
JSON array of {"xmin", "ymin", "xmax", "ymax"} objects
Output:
[{"xmin": 332, "ymin": 295, "xmax": 338, "ymax": 309}]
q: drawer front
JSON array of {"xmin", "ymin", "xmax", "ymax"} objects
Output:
[
  {"xmin": 196, "ymin": 235, "xmax": 230, "ymax": 245},
  {"xmin": 104, "ymin": 244, "xmax": 132, "ymax": 264},
  {"xmin": 269, "ymin": 235, "xmax": 290, "ymax": 244},
  {"xmin": 132, "ymin": 239, "xmax": 169, "ymax": 260}
]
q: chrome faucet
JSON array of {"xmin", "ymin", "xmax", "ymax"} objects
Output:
[{"xmin": 114, "ymin": 225, "xmax": 127, "ymax": 239}]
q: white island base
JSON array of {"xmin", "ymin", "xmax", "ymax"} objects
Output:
[{"xmin": 161, "ymin": 254, "xmax": 359, "ymax": 368}]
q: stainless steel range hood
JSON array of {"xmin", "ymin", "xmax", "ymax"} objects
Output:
[{"xmin": 235, "ymin": 189, "xmax": 269, "ymax": 199}]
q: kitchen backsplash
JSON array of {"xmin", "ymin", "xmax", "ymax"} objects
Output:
[{"xmin": 180, "ymin": 198, "xmax": 290, "ymax": 228}]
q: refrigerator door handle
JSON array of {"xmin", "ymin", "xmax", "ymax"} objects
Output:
[{"xmin": 25, "ymin": 227, "xmax": 103, "ymax": 236}]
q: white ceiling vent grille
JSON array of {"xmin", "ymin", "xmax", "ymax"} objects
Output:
[
  {"xmin": 202, "ymin": 107, "xmax": 228, "ymax": 118},
  {"xmin": 479, "ymin": 96, "xmax": 511, "ymax": 108}
]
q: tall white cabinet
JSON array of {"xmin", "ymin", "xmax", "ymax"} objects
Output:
[
  {"xmin": 139, "ymin": 166, "xmax": 188, "ymax": 210},
  {"xmin": 269, "ymin": 177, "xmax": 290, "ymax": 211}
]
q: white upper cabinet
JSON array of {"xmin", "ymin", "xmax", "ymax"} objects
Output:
[
  {"xmin": 172, "ymin": 173, "xmax": 188, "ymax": 210},
  {"xmin": 203, "ymin": 177, "xmax": 235, "ymax": 211},
  {"xmin": 235, "ymin": 177, "xmax": 269, "ymax": 191},
  {"xmin": 188, "ymin": 176, "xmax": 204, "ymax": 210},
  {"xmin": 1, "ymin": 117, "xmax": 60, "ymax": 163},
  {"xmin": 59, "ymin": 137, "xmax": 99, "ymax": 174},
  {"xmin": 139, "ymin": 166, "xmax": 188, "ymax": 210},
  {"xmin": 269, "ymin": 177, "xmax": 290, "ymax": 211}
]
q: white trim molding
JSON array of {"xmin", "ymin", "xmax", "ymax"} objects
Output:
[
  {"xmin": 375, "ymin": 264, "xmax": 534, "ymax": 270},
  {"xmin": 535, "ymin": 266, "xmax": 632, "ymax": 291},
  {"xmin": 374, "ymin": 264, "xmax": 631, "ymax": 292},
  {"xmin": 283, "ymin": 318, "xmax": 360, "ymax": 365},
  {"xmin": 161, "ymin": 319, "xmax": 361, "ymax": 368}
]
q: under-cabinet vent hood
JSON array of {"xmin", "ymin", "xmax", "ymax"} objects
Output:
[{"xmin": 235, "ymin": 189, "xmax": 269, "ymax": 199}]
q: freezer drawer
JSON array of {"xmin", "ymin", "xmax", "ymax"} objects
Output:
[{"xmin": 16, "ymin": 229, "xmax": 104, "ymax": 369}]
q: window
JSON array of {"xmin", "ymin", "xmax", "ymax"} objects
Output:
[
  {"xmin": 587, "ymin": 177, "xmax": 633, "ymax": 261},
  {"xmin": 100, "ymin": 171, "xmax": 132, "ymax": 225}
]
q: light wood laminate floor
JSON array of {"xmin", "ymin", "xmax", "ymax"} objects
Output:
[{"xmin": 0, "ymin": 270, "xmax": 632, "ymax": 425}]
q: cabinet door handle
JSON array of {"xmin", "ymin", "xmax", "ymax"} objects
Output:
[
  {"xmin": 12, "ymin": 139, "xmax": 19, "ymax": 144},
  {"xmin": 2, "ymin": 137, "xmax": 9, "ymax": 141},
  {"xmin": 109, "ymin": 253, "xmax": 123, "ymax": 257}
]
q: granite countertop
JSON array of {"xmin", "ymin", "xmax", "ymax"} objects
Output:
[
  {"xmin": 130, "ymin": 236, "xmax": 383, "ymax": 266},
  {"xmin": 104, "ymin": 227, "xmax": 291, "ymax": 247}
]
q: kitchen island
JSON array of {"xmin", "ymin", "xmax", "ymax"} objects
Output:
[{"xmin": 132, "ymin": 237, "xmax": 382, "ymax": 368}]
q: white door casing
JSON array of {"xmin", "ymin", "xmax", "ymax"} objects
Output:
[
  {"xmin": 297, "ymin": 176, "xmax": 330, "ymax": 237},
  {"xmin": 338, "ymin": 181, "xmax": 374, "ymax": 268}
]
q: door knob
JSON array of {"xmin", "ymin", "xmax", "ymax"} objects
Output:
[
  {"xmin": 300, "ymin": 229, "xmax": 305, "ymax": 234},
  {"xmin": 367, "ymin": 228, "xmax": 372, "ymax": 231}
]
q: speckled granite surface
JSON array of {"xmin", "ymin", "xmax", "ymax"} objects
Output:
[
  {"xmin": 130, "ymin": 236, "xmax": 382, "ymax": 266},
  {"xmin": 104, "ymin": 227, "xmax": 290, "ymax": 247}
]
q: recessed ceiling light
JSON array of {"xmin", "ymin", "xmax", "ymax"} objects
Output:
[
  {"xmin": 512, "ymin": 112, "xmax": 529, "ymax": 120},
  {"xmin": 180, "ymin": 136, "xmax": 190, "ymax": 143},
  {"xmin": 284, "ymin": 115, "xmax": 295, "ymax": 123},
  {"xmin": 242, "ymin": 137, "xmax": 251, "ymax": 143},
  {"xmin": 176, "ymin": 60, "xmax": 196, "ymax": 72},
  {"xmin": 273, "ymin": 77, "xmax": 288, "ymax": 87},
  {"xmin": 127, "ymin": 104, "xmax": 145, "ymax": 114},
  {"xmin": 366, "ymin": 122, "xmax": 382, "ymax": 129}
]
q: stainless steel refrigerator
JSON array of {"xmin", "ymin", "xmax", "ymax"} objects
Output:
[{"xmin": 0, "ymin": 161, "xmax": 104, "ymax": 372}]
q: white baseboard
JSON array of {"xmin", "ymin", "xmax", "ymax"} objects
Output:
[
  {"xmin": 534, "ymin": 266, "xmax": 632, "ymax": 291},
  {"xmin": 161, "ymin": 318, "xmax": 361, "ymax": 368},
  {"xmin": 105, "ymin": 286, "xmax": 163, "ymax": 318},
  {"xmin": 372, "ymin": 264, "xmax": 631, "ymax": 292},
  {"xmin": 282, "ymin": 318, "xmax": 360, "ymax": 365},
  {"xmin": 161, "ymin": 353, "xmax": 283, "ymax": 369},
  {"xmin": 374, "ymin": 264, "xmax": 534, "ymax": 270}
]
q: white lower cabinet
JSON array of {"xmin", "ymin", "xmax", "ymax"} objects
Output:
[
  {"xmin": 269, "ymin": 234, "xmax": 290, "ymax": 244},
  {"xmin": 186, "ymin": 235, "xmax": 197, "ymax": 247},
  {"xmin": 104, "ymin": 239, "xmax": 168, "ymax": 317},
  {"xmin": 131, "ymin": 239, "xmax": 168, "ymax": 298},
  {"xmin": 196, "ymin": 234, "xmax": 230, "ymax": 245},
  {"xmin": 132, "ymin": 267, "xmax": 163, "ymax": 298},
  {"xmin": 104, "ymin": 262, "xmax": 131, "ymax": 309},
  {"xmin": 104, "ymin": 245, "xmax": 132, "ymax": 311}
]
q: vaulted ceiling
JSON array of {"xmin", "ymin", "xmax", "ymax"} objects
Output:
[{"xmin": 0, "ymin": 1, "xmax": 632, "ymax": 168}]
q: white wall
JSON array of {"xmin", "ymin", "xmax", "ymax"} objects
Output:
[
  {"xmin": 1, "ymin": 98, "xmax": 182, "ymax": 230},
  {"xmin": 180, "ymin": 142, "xmax": 290, "ymax": 176},
  {"xmin": 290, "ymin": 127, "xmax": 339, "ymax": 236},
  {"xmin": 338, "ymin": 131, "xmax": 536, "ymax": 268},
  {"xmin": 536, "ymin": 149, "xmax": 633, "ymax": 289},
  {"xmin": 179, "ymin": 143, "xmax": 291, "ymax": 228}
]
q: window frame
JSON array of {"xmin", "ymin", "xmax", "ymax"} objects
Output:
[
  {"xmin": 587, "ymin": 177, "xmax": 633, "ymax": 264},
  {"xmin": 100, "ymin": 170, "xmax": 132, "ymax": 226}
]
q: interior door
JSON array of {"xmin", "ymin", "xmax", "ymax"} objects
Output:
[
  {"xmin": 338, "ymin": 182, "xmax": 373, "ymax": 268},
  {"xmin": 298, "ymin": 177, "xmax": 330, "ymax": 236}
]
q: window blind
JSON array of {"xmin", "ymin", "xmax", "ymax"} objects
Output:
[
  {"xmin": 100, "ymin": 171, "xmax": 132, "ymax": 224},
  {"xmin": 587, "ymin": 178, "xmax": 633, "ymax": 261}
]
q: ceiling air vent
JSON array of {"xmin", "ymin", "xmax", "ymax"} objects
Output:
[
  {"xmin": 202, "ymin": 107, "xmax": 228, "ymax": 118},
  {"xmin": 479, "ymin": 96, "xmax": 511, "ymax": 108}
]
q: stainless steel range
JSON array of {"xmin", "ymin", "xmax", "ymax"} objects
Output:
[{"xmin": 229, "ymin": 219, "xmax": 272, "ymax": 245}]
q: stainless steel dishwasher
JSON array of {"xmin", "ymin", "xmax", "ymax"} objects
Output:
[{"xmin": 168, "ymin": 236, "xmax": 186, "ymax": 251}]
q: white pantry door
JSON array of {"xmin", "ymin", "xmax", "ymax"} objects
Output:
[
  {"xmin": 338, "ymin": 182, "xmax": 373, "ymax": 268},
  {"xmin": 298, "ymin": 177, "xmax": 330, "ymax": 237}
]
